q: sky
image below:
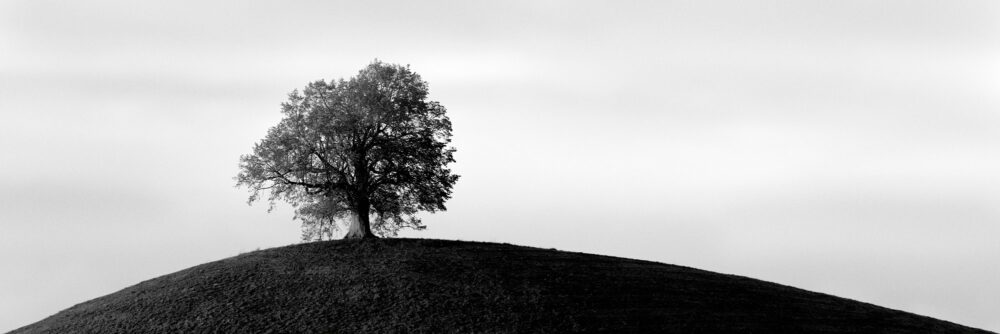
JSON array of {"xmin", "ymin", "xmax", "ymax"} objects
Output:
[{"xmin": 1, "ymin": 0, "xmax": 998, "ymax": 332}]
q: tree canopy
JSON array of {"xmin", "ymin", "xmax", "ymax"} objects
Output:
[{"xmin": 236, "ymin": 60, "xmax": 458, "ymax": 239}]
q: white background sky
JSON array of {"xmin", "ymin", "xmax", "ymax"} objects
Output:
[{"xmin": 2, "ymin": 0, "xmax": 998, "ymax": 332}]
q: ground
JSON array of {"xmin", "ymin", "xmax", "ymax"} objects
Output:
[{"xmin": 10, "ymin": 238, "xmax": 993, "ymax": 333}]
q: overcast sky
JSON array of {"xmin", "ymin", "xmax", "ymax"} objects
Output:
[{"xmin": 2, "ymin": 0, "xmax": 999, "ymax": 332}]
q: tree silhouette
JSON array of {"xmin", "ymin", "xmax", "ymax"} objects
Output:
[{"xmin": 237, "ymin": 61, "xmax": 458, "ymax": 239}]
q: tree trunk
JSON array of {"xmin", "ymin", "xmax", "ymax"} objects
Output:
[
  {"xmin": 345, "ymin": 151, "xmax": 376, "ymax": 239},
  {"xmin": 343, "ymin": 210, "xmax": 376, "ymax": 239}
]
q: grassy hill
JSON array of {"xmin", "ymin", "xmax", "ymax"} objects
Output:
[{"xmin": 10, "ymin": 239, "xmax": 992, "ymax": 333}]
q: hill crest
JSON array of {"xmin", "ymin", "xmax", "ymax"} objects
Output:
[{"xmin": 10, "ymin": 238, "xmax": 993, "ymax": 333}]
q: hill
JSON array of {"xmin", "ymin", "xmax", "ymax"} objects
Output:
[{"xmin": 10, "ymin": 239, "xmax": 992, "ymax": 333}]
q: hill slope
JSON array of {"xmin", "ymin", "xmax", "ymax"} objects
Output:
[{"xmin": 11, "ymin": 239, "xmax": 992, "ymax": 333}]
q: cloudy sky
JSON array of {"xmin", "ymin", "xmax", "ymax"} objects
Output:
[{"xmin": 2, "ymin": 0, "xmax": 998, "ymax": 332}]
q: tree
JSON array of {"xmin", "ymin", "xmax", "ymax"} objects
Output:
[{"xmin": 236, "ymin": 60, "xmax": 459, "ymax": 239}]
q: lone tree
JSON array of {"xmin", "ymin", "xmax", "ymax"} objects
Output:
[{"xmin": 237, "ymin": 61, "xmax": 458, "ymax": 239}]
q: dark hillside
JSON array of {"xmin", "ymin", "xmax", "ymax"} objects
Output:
[{"xmin": 11, "ymin": 239, "xmax": 992, "ymax": 333}]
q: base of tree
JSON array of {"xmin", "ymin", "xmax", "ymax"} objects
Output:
[
  {"xmin": 343, "ymin": 212, "xmax": 378, "ymax": 240},
  {"xmin": 342, "ymin": 231, "xmax": 379, "ymax": 240}
]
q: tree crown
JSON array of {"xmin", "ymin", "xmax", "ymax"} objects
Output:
[{"xmin": 236, "ymin": 60, "xmax": 458, "ymax": 239}]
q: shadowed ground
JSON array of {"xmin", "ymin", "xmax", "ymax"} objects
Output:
[{"xmin": 10, "ymin": 239, "xmax": 993, "ymax": 333}]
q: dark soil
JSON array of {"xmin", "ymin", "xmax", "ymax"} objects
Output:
[{"xmin": 10, "ymin": 239, "xmax": 993, "ymax": 333}]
